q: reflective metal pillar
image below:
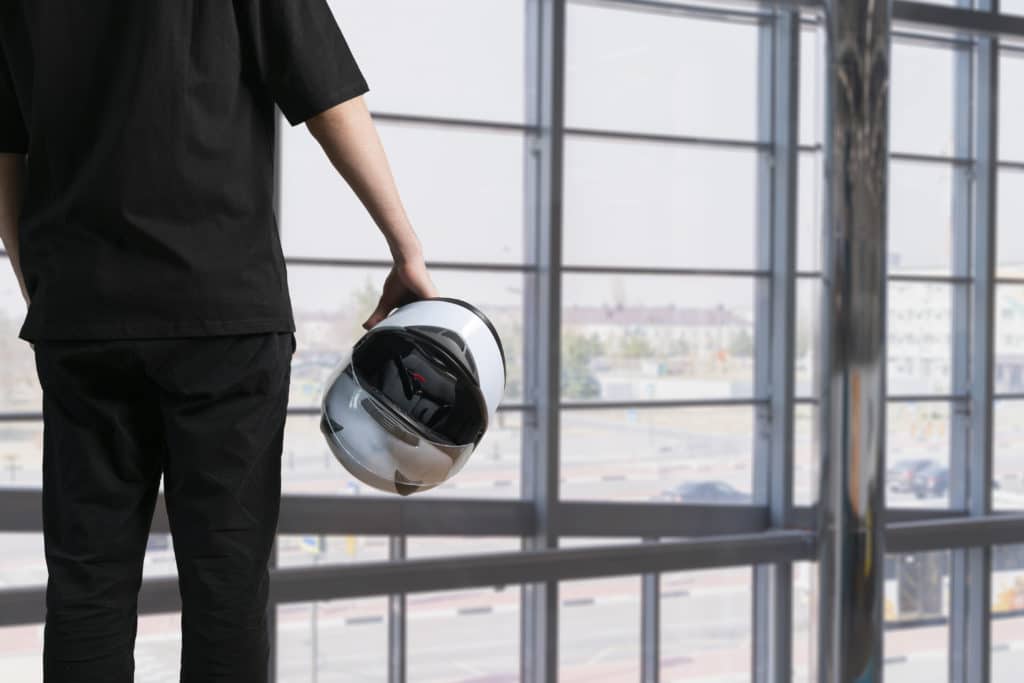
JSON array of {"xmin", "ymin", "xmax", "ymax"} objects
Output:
[{"xmin": 817, "ymin": 0, "xmax": 891, "ymax": 681}]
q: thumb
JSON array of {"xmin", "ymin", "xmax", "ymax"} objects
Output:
[{"xmin": 362, "ymin": 299, "xmax": 390, "ymax": 330}]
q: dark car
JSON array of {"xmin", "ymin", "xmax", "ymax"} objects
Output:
[
  {"xmin": 911, "ymin": 463, "xmax": 949, "ymax": 499},
  {"xmin": 887, "ymin": 458, "xmax": 935, "ymax": 493},
  {"xmin": 663, "ymin": 480, "xmax": 752, "ymax": 504}
]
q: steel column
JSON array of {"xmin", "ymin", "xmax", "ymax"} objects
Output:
[
  {"xmin": 753, "ymin": 8, "xmax": 800, "ymax": 683},
  {"xmin": 389, "ymin": 535, "xmax": 407, "ymax": 683},
  {"xmin": 817, "ymin": 0, "xmax": 891, "ymax": 680},
  {"xmin": 522, "ymin": 1, "xmax": 566, "ymax": 681}
]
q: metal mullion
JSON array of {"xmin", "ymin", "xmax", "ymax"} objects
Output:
[
  {"xmin": 389, "ymin": 535, "xmax": 407, "ymax": 683},
  {"xmin": 893, "ymin": 1, "xmax": 1024, "ymax": 39},
  {"xmin": 753, "ymin": 10, "xmax": 799, "ymax": 683},
  {"xmin": 960, "ymin": 1, "xmax": 999, "ymax": 678},
  {"xmin": 641, "ymin": 537, "xmax": 660, "ymax": 683},
  {"xmin": 949, "ymin": 5, "xmax": 976, "ymax": 681},
  {"xmin": 886, "ymin": 393, "xmax": 968, "ymax": 403},
  {"xmin": 522, "ymin": 1, "xmax": 565, "ymax": 681}
]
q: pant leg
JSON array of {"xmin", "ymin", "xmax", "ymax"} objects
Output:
[
  {"xmin": 34, "ymin": 340, "xmax": 164, "ymax": 683},
  {"xmin": 146, "ymin": 332, "xmax": 292, "ymax": 683}
]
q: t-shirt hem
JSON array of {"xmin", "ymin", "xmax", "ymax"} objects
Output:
[{"xmin": 18, "ymin": 316, "xmax": 296, "ymax": 343}]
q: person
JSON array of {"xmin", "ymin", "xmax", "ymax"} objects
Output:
[{"xmin": 0, "ymin": 2, "xmax": 437, "ymax": 681}]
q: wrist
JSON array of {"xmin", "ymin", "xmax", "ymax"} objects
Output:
[{"xmin": 389, "ymin": 237, "xmax": 423, "ymax": 265}]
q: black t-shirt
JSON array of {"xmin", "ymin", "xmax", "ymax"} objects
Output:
[{"xmin": 0, "ymin": 1, "xmax": 369, "ymax": 342}]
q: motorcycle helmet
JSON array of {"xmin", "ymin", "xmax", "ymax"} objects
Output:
[{"xmin": 320, "ymin": 298, "xmax": 506, "ymax": 496}]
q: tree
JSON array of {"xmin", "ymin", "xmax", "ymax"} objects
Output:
[
  {"xmin": 618, "ymin": 332, "xmax": 654, "ymax": 359},
  {"xmin": 729, "ymin": 328, "xmax": 755, "ymax": 357},
  {"xmin": 561, "ymin": 330, "xmax": 603, "ymax": 399}
]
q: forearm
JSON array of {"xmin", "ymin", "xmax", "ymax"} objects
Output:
[
  {"xmin": 305, "ymin": 96, "xmax": 423, "ymax": 263},
  {"xmin": 0, "ymin": 153, "xmax": 27, "ymax": 303}
]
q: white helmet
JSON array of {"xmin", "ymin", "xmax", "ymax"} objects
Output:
[{"xmin": 319, "ymin": 298, "xmax": 506, "ymax": 496}]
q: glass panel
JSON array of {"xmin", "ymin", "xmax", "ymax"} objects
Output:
[
  {"xmin": 992, "ymin": 543, "xmax": 1024, "ymax": 680},
  {"xmin": 280, "ymin": 124, "xmax": 525, "ymax": 264},
  {"xmin": 890, "ymin": 41, "xmax": 956, "ymax": 157},
  {"xmin": 997, "ymin": 169, "xmax": 1024, "ymax": 279},
  {"xmin": 277, "ymin": 597, "xmax": 388, "ymax": 682},
  {"xmin": 562, "ymin": 275, "xmax": 757, "ymax": 402},
  {"xmin": 886, "ymin": 402, "xmax": 952, "ymax": 508},
  {"xmin": 1000, "ymin": 51, "xmax": 1024, "ymax": 162},
  {"xmin": 560, "ymin": 575, "xmax": 641, "ymax": 680},
  {"xmin": 407, "ymin": 587, "xmax": 519, "ymax": 682},
  {"xmin": 329, "ymin": 0, "xmax": 525, "ymax": 123},
  {"xmin": 660, "ymin": 567, "xmax": 752, "ymax": 682},
  {"xmin": 560, "ymin": 406, "xmax": 754, "ymax": 503},
  {"xmin": 0, "ymin": 422, "xmax": 42, "ymax": 488},
  {"xmin": 994, "ymin": 401, "xmax": 1024, "ymax": 512},
  {"xmin": 796, "ymin": 278, "xmax": 821, "ymax": 399},
  {"xmin": 134, "ymin": 613, "xmax": 183, "ymax": 680},
  {"xmin": 798, "ymin": 152, "xmax": 824, "ymax": 273},
  {"xmin": 278, "ymin": 535, "xmax": 390, "ymax": 568},
  {"xmin": 889, "ymin": 161, "xmax": 955, "ymax": 276},
  {"xmin": 0, "ymin": 623, "xmax": 43, "ymax": 682},
  {"xmin": 566, "ymin": 3, "xmax": 760, "ymax": 140},
  {"xmin": 996, "ymin": 286, "xmax": 1024, "ymax": 398},
  {"xmin": 287, "ymin": 265, "xmax": 525, "ymax": 407},
  {"xmin": 794, "ymin": 404, "xmax": 820, "ymax": 507},
  {"xmin": 800, "ymin": 25, "xmax": 826, "ymax": 147},
  {"xmin": 0, "ymin": 533, "xmax": 45, "ymax": 588},
  {"xmin": 884, "ymin": 551, "xmax": 951, "ymax": 681},
  {"xmin": 793, "ymin": 561, "xmax": 816, "ymax": 683},
  {"xmin": 563, "ymin": 137, "xmax": 759, "ymax": 269},
  {"xmin": 888, "ymin": 282, "xmax": 954, "ymax": 396},
  {"xmin": 0, "ymin": 258, "xmax": 38, "ymax": 414},
  {"xmin": 406, "ymin": 536, "xmax": 519, "ymax": 559}
]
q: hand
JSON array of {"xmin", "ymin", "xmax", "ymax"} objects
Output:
[{"xmin": 362, "ymin": 257, "xmax": 439, "ymax": 330}]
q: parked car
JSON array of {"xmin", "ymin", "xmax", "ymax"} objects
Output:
[
  {"xmin": 911, "ymin": 463, "xmax": 949, "ymax": 499},
  {"xmin": 887, "ymin": 458, "xmax": 935, "ymax": 493},
  {"xmin": 662, "ymin": 480, "xmax": 751, "ymax": 505}
]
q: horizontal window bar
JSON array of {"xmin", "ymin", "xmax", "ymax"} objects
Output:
[
  {"xmin": 893, "ymin": 1, "xmax": 1024, "ymax": 39},
  {"xmin": 995, "ymin": 277, "xmax": 1024, "ymax": 286},
  {"xmin": 992, "ymin": 393, "xmax": 1024, "ymax": 401},
  {"xmin": 371, "ymin": 111, "xmax": 533, "ymax": 134},
  {"xmin": 889, "ymin": 273, "xmax": 971, "ymax": 284},
  {"xmin": 286, "ymin": 403, "xmax": 529, "ymax": 418},
  {"xmin": 0, "ymin": 530, "xmax": 817, "ymax": 626},
  {"xmin": 887, "ymin": 513, "xmax": 1024, "ymax": 553},
  {"xmin": 560, "ymin": 397, "xmax": 766, "ymax": 410},
  {"xmin": 997, "ymin": 160, "xmax": 1024, "ymax": 172},
  {"xmin": 268, "ymin": 531, "xmax": 815, "ymax": 603},
  {"xmin": 576, "ymin": 0, "xmax": 772, "ymax": 23},
  {"xmin": 565, "ymin": 125, "xmax": 770, "ymax": 151},
  {"xmin": 887, "ymin": 393, "xmax": 968, "ymax": 403},
  {"xmin": 555, "ymin": 501, "xmax": 768, "ymax": 537},
  {"xmin": 798, "ymin": 144, "xmax": 974, "ymax": 166},
  {"xmin": 561, "ymin": 264, "xmax": 769, "ymax": 278},
  {"xmin": 284, "ymin": 256, "xmax": 534, "ymax": 272}
]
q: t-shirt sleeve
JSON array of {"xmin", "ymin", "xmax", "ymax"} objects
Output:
[
  {"xmin": 236, "ymin": 0, "xmax": 370, "ymax": 126},
  {"xmin": 0, "ymin": 42, "xmax": 28, "ymax": 153}
]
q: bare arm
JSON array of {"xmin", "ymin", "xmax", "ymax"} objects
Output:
[
  {"xmin": 305, "ymin": 96, "xmax": 438, "ymax": 329},
  {"xmin": 0, "ymin": 153, "xmax": 27, "ymax": 305}
]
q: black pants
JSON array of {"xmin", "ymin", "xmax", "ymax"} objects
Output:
[{"xmin": 33, "ymin": 332, "xmax": 294, "ymax": 683}]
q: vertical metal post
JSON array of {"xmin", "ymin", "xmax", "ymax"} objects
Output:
[
  {"xmin": 389, "ymin": 534, "xmax": 407, "ymax": 683},
  {"xmin": 522, "ymin": 1, "xmax": 566, "ymax": 681},
  {"xmin": 947, "ymin": 2, "xmax": 976, "ymax": 680},
  {"xmin": 961, "ymin": 1, "xmax": 999, "ymax": 679},
  {"xmin": 641, "ymin": 538, "xmax": 660, "ymax": 683},
  {"xmin": 753, "ymin": 8, "xmax": 800, "ymax": 683},
  {"xmin": 817, "ymin": 0, "xmax": 891, "ymax": 681}
]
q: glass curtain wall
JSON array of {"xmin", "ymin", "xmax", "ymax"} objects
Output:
[{"xmin": 2, "ymin": 1, "xmax": 1024, "ymax": 682}]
